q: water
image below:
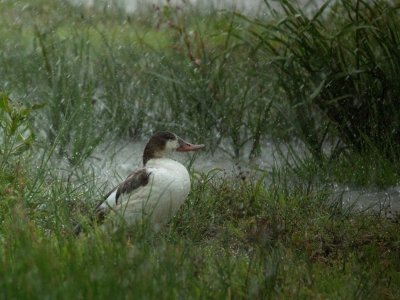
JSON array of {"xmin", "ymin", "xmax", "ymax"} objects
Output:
[
  {"xmin": 334, "ymin": 187, "xmax": 400, "ymax": 218},
  {"xmin": 63, "ymin": 0, "xmax": 400, "ymax": 214},
  {"xmin": 68, "ymin": 0, "xmax": 327, "ymax": 16},
  {"xmin": 85, "ymin": 137, "xmax": 400, "ymax": 215}
]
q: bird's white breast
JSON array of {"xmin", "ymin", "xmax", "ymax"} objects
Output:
[{"xmin": 111, "ymin": 158, "xmax": 191, "ymax": 231}]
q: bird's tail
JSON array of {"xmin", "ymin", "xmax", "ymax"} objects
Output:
[
  {"xmin": 73, "ymin": 209, "xmax": 106, "ymax": 236},
  {"xmin": 73, "ymin": 223, "xmax": 83, "ymax": 236}
]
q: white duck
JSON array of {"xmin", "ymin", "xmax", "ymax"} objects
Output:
[{"xmin": 75, "ymin": 131, "xmax": 204, "ymax": 234}]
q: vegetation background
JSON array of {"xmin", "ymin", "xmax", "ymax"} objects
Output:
[{"xmin": 0, "ymin": 0, "xmax": 399, "ymax": 298}]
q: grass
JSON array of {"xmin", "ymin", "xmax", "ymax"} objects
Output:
[
  {"xmin": 0, "ymin": 166, "xmax": 399, "ymax": 298},
  {"xmin": 0, "ymin": 0, "xmax": 400, "ymax": 298},
  {"xmin": 237, "ymin": 0, "xmax": 400, "ymax": 185}
]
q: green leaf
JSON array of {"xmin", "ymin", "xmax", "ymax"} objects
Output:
[
  {"xmin": 10, "ymin": 143, "xmax": 31, "ymax": 156},
  {"xmin": 20, "ymin": 108, "xmax": 32, "ymax": 118},
  {"xmin": 0, "ymin": 91, "xmax": 10, "ymax": 113},
  {"xmin": 162, "ymin": 6, "xmax": 171, "ymax": 19},
  {"xmin": 31, "ymin": 103, "xmax": 46, "ymax": 110}
]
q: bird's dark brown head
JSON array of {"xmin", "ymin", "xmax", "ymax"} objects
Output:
[{"xmin": 142, "ymin": 131, "xmax": 204, "ymax": 166}]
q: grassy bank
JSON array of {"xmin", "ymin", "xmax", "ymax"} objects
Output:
[
  {"xmin": 0, "ymin": 0, "xmax": 400, "ymax": 298},
  {"xmin": 1, "ymin": 166, "xmax": 399, "ymax": 299}
]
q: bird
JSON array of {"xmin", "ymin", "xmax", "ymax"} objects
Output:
[{"xmin": 74, "ymin": 131, "xmax": 205, "ymax": 235}]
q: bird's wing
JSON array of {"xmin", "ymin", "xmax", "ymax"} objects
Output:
[
  {"xmin": 94, "ymin": 168, "xmax": 151, "ymax": 214},
  {"xmin": 74, "ymin": 168, "xmax": 151, "ymax": 235}
]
